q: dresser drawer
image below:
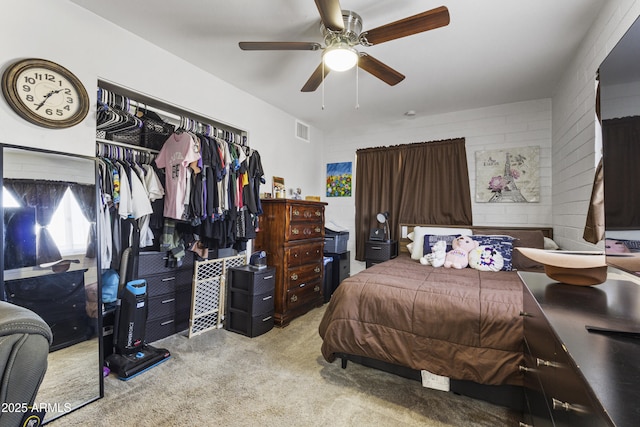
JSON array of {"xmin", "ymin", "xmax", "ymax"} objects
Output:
[
  {"xmin": 229, "ymin": 290, "xmax": 274, "ymax": 315},
  {"xmin": 229, "ymin": 266, "xmax": 275, "ymax": 294},
  {"xmin": 147, "ymin": 293, "xmax": 176, "ymax": 321},
  {"xmin": 286, "ymin": 223, "xmax": 323, "ymax": 241},
  {"xmin": 138, "ymin": 251, "xmax": 194, "ymax": 276},
  {"xmin": 285, "ymin": 262, "xmax": 323, "ymax": 290},
  {"xmin": 227, "ymin": 309, "xmax": 274, "ymax": 337},
  {"xmin": 286, "ymin": 279, "xmax": 322, "ymax": 312},
  {"xmin": 146, "ymin": 315, "xmax": 176, "ymax": 343},
  {"xmin": 287, "ymin": 242, "xmax": 323, "ymax": 267},
  {"xmin": 287, "ymin": 203, "xmax": 324, "ymax": 223},
  {"xmin": 145, "ymin": 269, "xmax": 193, "ymax": 297}
]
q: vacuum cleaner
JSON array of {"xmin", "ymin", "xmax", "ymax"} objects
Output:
[{"xmin": 105, "ymin": 218, "xmax": 171, "ymax": 380}]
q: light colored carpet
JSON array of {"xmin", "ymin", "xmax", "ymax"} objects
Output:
[{"xmin": 48, "ymin": 305, "xmax": 520, "ymax": 426}]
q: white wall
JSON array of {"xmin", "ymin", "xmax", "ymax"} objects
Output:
[
  {"xmin": 0, "ymin": 0, "xmax": 324, "ymax": 198},
  {"xmin": 551, "ymin": 0, "xmax": 640, "ymax": 251},
  {"xmin": 322, "ymin": 98, "xmax": 553, "ymax": 269}
]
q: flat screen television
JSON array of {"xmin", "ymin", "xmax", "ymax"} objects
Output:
[{"xmin": 3, "ymin": 206, "xmax": 37, "ymax": 270}]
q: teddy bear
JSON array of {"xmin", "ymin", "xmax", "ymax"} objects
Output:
[
  {"xmin": 443, "ymin": 235, "xmax": 479, "ymax": 269},
  {"xmin": 420, "ymin": 240, "xmax": 447, "ymax": 267}
]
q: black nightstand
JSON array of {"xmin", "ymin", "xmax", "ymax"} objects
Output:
[
  {"xmin": 364, "ymin": 240, "xmax": 398, "ymax": 268},
  {"xmin": 226, "ymin": 265, "xmax": 275, "ymax": 337}
]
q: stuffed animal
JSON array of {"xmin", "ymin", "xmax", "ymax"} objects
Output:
[
  {"xmin": 443, "ymin": 235, "xmax": 479, "ymax": 269},
  {"xmin": 420, "ymin": 240, "xmax": 447, "ymax": 267}
]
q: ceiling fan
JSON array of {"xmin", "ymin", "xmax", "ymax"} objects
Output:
[{"xmin": 239, "ymin": 0, "xmax": 450, "ymax": 92}]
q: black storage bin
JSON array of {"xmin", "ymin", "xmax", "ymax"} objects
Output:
[{"xmin": 323, "ymin": 256, "xmax": 334, "ymax": 303}]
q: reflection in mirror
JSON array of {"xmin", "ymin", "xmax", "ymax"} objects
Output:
[
  {"xmin": 2, "ymin": 147, "xmax": 101, "ymax": 422},
  {"xmin": 599, "ymin": 15, "xmax": 640, "ymax": 276}
]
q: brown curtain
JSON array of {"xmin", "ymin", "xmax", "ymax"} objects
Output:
[
  {"xmin": 584, "ymin": 74, "xmax": 605, "ymax": 244},
  {"xmin": 602, "ymin": 116, "xmax": 640, "ymax": 229},
  {"xmin": 354, "ymin": 138, "xmax": 472, "ymax": 260}
]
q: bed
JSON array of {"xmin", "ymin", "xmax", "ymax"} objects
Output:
[{"xmin": 318, "ymin": 224, "xmax": 554, "ymax": 406}]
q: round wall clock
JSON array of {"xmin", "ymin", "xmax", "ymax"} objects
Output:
[{"xmin": 1, "ymin": 58, "xmax": 90, "ymax": 129}]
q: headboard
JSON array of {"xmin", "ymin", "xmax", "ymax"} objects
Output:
[{"xmin": 398, "ymin": 224, "xmax": 554, "ymax": 255}]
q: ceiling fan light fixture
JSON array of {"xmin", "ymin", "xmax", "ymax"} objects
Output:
[{"xmin": 323, "ymin": 44, "xmax": 358, "ymax": 72}]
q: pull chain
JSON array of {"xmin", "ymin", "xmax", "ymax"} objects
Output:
[
  {"xmin": 321, "ymin": 61, "xmax": 325, "ymax": 110},
  {"xmin": 355, "ymin": 63, "xmax": 360, "ymax": 110}
]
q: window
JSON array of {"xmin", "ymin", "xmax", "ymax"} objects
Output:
[{"xmin": 3, "ymin": 186, "xmax": 90, "ymax": 256}]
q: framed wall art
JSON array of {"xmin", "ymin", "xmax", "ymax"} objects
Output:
[{"xmin": 475, "ymin": 146, "xmax": 540, "ymax": 203}]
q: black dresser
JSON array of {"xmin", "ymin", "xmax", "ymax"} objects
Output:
[
  {"xmin": 138, "ymin": 251, "xmax": 195, "ymax": 342},
  {"xmin": 5, "ymin": 269, "xmax": 92, "ymax": 351},
  {"xmin": 226, "ymin": 265, "xmax": 275, "ymax": 337},
  {"xmin": 519, "ymin": 269, "xmax": 640, "ymax": 427}
]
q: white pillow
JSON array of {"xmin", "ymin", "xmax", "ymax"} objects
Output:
[
  {"xmin": 410, "ymin": 226, "xmax": 473, "ymax": 260},
  {"xmin": 543, "ymin": 237, "xmax": 560, "ymax": 250},
  {"xmin": 407, "ymin": 242, "xmax": 414, "ymax": 253},
  {"xmin": 407, "ymin": 231, "xmax": 415, "ymax": 241}
]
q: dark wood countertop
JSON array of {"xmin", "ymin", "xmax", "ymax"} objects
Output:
[{"xmin": 519, "ymin": 269, "xmax": 640, "ymax": 427}]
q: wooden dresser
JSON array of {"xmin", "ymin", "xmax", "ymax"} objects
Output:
[
  {"xmin": 254, "ymin": 199, "xmax": 327, "ymax": 326},
  {"xmin": 519, "ymin": 269, "xmax": 640, "ymax": 427}
]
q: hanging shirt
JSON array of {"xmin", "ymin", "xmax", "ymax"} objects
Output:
[{"xmin": 155, "ymin": 132, "xmax": 201, "ymax": 220}]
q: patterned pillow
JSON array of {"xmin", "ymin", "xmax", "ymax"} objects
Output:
[
  {"xmin": 469, "ymin": 246, "xmax": 504, "ymax": 272},
  {"xmin": 470, "ymin": 235, "xmax": 515, "ymax": 271},
  {"xmin": 410, "ymin": 226, "xmax": 473, "ymax": 260}
]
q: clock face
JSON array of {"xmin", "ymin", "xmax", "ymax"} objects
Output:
[{"xmin": 2, "ymin": 59, "xmax": 89, "ymax": 128}]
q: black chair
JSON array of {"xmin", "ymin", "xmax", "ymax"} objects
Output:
[{"xmin": 0, "ymin": 301, "xmax": 53, "ymax": 427}]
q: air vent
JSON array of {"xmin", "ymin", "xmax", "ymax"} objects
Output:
[{"xmin": 295, "ymin": 120, "xmax": 310, "ymax": 142}]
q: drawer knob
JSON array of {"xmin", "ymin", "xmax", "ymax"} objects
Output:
[
  {"xmin": 290, "ymin": 295, "xmax": 298, "ymax": 303},
  {"xmin": 292, "ymin": 228, "xmax": 300, "ymax": 235},
  {"xmin": 262, "ymin": 295, "xmax": 273, "ymax": 301},
  {"xmin": 293, "ymin": 209, "xmax": 300, "ymax": 216},
  {"xmin": 371, "ymin": 246, "xmax": 381, "ymax": 250},
  {"xmin": 315, "ymin": 210, "xmax": 321, "ymax": 216},
  {"xmin": 262, "ymin": 316, "xmax": 273, "ymax": 322},
  {"xmin": 314, "ymin": 266, "xmax": 321, "ymax": 273},
  {"xmin": 314, "ymin": 285, "xmax": 320, "ymax": 292},
  {"xmin": 263, "ymin": 275, "xmax": 273, "ymax": 280},
  {"xmin": 518, "ymin": 365, "xmax": 533, "ymax": 373},
  {"xmin": 315, "ymin": 227, "xmax": 321, "ymax": 233},
  {"xmin": 519, "ymin": 311, "xmax": 533, "ymax": 317},
  {"xmin": 552, "ymin": 398, "xmax": 588, "ymax": 414},
  {"xmin": 291, "ymin": 273, "xmax": 299, "ymax": 280},
  {"xmin": 161, "ymin": 276, "xmax": 176, "ymax": 282}
]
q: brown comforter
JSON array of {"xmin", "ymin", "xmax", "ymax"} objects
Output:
[{"xmin": 318, "ymin": 255, "xmax": 524, "ymax": 386}]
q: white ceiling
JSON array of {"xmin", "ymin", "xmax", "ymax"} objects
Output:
[{"xmin": 71, "ymin": 0, "xmax": 606, "ymax": 133}]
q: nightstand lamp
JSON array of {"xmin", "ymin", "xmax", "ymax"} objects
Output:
[{"xmin": 376, "ymin": 211, "xmax": 390, "ymax": 242}]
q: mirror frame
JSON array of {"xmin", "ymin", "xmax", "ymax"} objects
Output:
[{"xmin": 0, "ymin": 143, "xmax": 104, "ymax": 421}]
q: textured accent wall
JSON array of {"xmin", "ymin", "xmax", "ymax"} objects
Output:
[{"xmin": 551, "ymin": 0, "xmax": 640, "ymax": 251}]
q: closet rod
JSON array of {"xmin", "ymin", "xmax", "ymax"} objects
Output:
[
  {"xmin": 96, "ymin": 137, "xmax": 159, "ymax": 154},
  {"xmin": 98, "ymin": 79, "xmax": 247, "ymax": 140}
]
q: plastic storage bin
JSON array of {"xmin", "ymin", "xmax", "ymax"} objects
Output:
[{"xmin": 324, "ymin": 229, "xmax": 349, "ymax": 253}]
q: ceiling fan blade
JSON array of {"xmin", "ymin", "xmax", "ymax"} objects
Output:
[
  {"xmin": 239, "ymin": 42, "xmax": 322, "ymax": 51},
  {"xmin": 358, "ymin": 54, "xmax": 405, "ymax": 86},
  {"xmin": 314, "ymin": 0, "xmax": 344, "ymax": 32},
  {"xmin": 361, "ymin": 6, "xmax": 450, "ymax": 46},
  {"xmin": 301, "ymin": 63, "xmax": 330, "ymax": 92}
]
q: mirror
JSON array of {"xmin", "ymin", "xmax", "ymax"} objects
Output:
[
  {"xmin": 599, "ymin": 15, "xmax": 640, "ymax": 276},
  {"xmin": 1, "ymin": 146, "xmax": 101, "ymax": 422}
]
